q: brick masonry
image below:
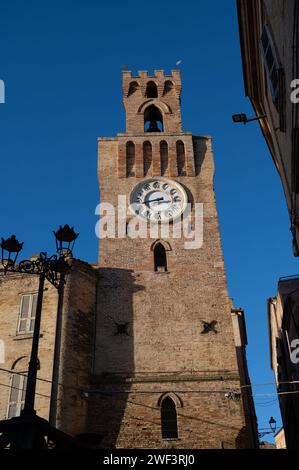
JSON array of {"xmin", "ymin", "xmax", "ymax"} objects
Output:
[{"xmin": 89, "ymin": 69, "xmax": 256, "ymax": 448}]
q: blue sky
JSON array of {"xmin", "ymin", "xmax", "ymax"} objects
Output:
[{"xmin": 1, "ymin": 0, "xmax": 297, "ymax": 441}]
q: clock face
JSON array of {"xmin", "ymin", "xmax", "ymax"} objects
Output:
[{"xmin": 129, "ymin": 178, "xmax": 187, "ymax": 223}]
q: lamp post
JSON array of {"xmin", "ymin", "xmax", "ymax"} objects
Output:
[
  {"xmin": 269, "ymin": 416, "xmax": 277, "ymax": 433},
  {"xmin": 258, "ymin": 417, "xmax": 277, "ymax": 439},
  {"xmin": 49, "ymin": 225, "xmax": 79, "ymax": 427},
  {"xmin": 0, "ymin": 225, "xmax": 79, "ymax": 449}
]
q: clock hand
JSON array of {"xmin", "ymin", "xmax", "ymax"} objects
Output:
[
  {"xmin": 134, "ymin": 197, "xmax": 171, "ymax": 205},
  {"xmin": 157, "ymin": 199, "xmax": 171, "ymax": 204},
  {"xmin": 147, "ymin": 198, "xmax": 172, "ymax": 206},
  {"xmin": 141, "ymin": 197, "xmax": 164, "ymax": 204}
]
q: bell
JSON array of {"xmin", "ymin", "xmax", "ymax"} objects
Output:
[{"xmin": 147, "ymin": 120, "xmax": 161, "ymax": 132}]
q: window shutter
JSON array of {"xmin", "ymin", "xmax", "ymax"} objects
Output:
[
  {"xmin": 10, "ymin": 374, "xmax": 21, "ymax": 403},
  {"xmin": 31, "ymin": 294, "xmax": 38, "ymax": 317},
  {"xmin": 7, "ymin": 373, "xmax": 27, "ymax": 418},
  {"xmin": 21, "ymin": 375, "xmax": 27, "ymax": 404},
  {"xmin": 20, "ymin": 295, "xmax": 30, "ymax": 318},
  {"xmin": 260, "ymin": 24, "xmax": 281, "ymax": 105},
  {"xmin": 18, "ymin": 293, "xmax": 38, "ymax": 334},
  {"xmin": 18, "ymin": 295, "xmax": 30, "ymax": 333},
  {"xmin": 29, "ymin": 294, "xmax": 38, "ymax": 332}
]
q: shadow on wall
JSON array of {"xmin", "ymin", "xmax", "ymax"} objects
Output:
[
  {"xmin": 193, "ymin": 138, "xmax": 207, "ymax": 177},
  {"xmin": 88, "ymin": 268, "xmax": 145, "ymax": 448}
]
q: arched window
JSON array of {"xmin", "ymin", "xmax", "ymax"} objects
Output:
[
  {"xmin": 144, "ymin": 105, "xmax": 163, "ymax": 132},
  {"xmin": 7, "ymin": 372, "xmax": 27, "ymax": 418},
  {"xmin": 161, "ymin": 397, "xmax": 178, "ymax": 439},
  {"xmin": 163, "ymin": 80, "xmax": 174, "ymax": 95},
  {"xmin": 127, "ymin": 81, "xmax": 139, "ymax": 97},
  {"xmin": 154, "ymin": 243, "xmax": 167, "ymax": 272},
  {"xmin": 126, "ymin": 141, "xmax": 135, "ymax": 177},
  {"xmin": 176, "ymin": 140, "xmax": 186, "ymax": 176},
  {"xmin": 160, "ymin": 141, "xmax": 168, "ymax": 176},
  {"xmin": 145, "ymin": 81, "xmax": 158, "ymax": 98},
  {"xmin": 143, "ymin": 141, "xmax": 152, "ymax": 177},
  {"xmin": 7, "ymin": 357, "xmax": 29, "ymax": 419}
]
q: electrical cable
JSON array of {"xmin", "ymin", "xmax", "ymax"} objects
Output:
[{"xmin": 1, "ymin": 366, "xmax": 299, "ymax": 398}]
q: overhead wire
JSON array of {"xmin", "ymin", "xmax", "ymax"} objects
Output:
[{"xmin": 1, "ymin": 366, "xmax": 299, "ymax": 398}]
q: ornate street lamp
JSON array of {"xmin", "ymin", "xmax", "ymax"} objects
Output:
[
  {"xmin": 0, "ymin": 226, "xmax": 79, "ymax": 449},
  {"xmin": 54, "ymin": 224, "xmax": 78, "ymax": 256},
  {"xmin": 1, "ymin": 235, "xmax": 23, "ymax": 271}
]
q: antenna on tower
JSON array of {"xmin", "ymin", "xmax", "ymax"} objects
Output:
[{"xmin": 175, "ymin": 59, "xmax": 182, "ymax": 67}]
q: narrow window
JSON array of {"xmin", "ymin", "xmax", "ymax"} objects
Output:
[
  {"xmin": 145, "ymin": 81, "xmax": 158, "ymax": 98},
  {"xmin": 176, "ymin": 141, "xmax": 186, "ymax": 176},
  {"xmin": 154, "ymin": 243, "xmax": 167, "ymax": 272},
  {"xmin": 161, "ymin": 397, "xmax": 178, "ymax": 439},
  {"xmin": 293, "ymin": 128, "xmax": 299, "ymax": 193},
  {"xmin": 143, "ymin": 141, "xmax": 152, "ymax": 177},
  {"xmin": 17, "ymin": 294, "xmax": 37, "ymax": 334},
  {"xmin": 144, "ymin": 105, "xmax": 163, "ymax": 132},
  {"xmin": 126, "ymin": 141, "xmax": 135, "ymax": 177},
  {"xmin": 127, "ymin": 81, "xmax": 139, "ymax": 97},
  {"xmin": 7, "ymin": 373, "xmax": 27, "ymax": 418},
  {"xmin": 260, "ymin": 25, "xmax": 280, "ymax": 105},
  {"xmin": 163, "ymin": 80, "xmax": 174, "ymax": 95},
  {"xmin": 160, "ymin": 141, "xmax": 168, "ymax": 176}
]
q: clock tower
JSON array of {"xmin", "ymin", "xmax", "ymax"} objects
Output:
[{"xmin": 89, "ymin": 69, "xmax": 257, "ymax": 448}]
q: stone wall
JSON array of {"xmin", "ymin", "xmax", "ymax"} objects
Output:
[{"xmin": 0, "ymin": 259, "xmax": 97, "ymax": 438}]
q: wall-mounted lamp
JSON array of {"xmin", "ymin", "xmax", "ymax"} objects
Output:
[{"xmin": 232, "ymin": 113, "xmax": 267, "ymax": 124}]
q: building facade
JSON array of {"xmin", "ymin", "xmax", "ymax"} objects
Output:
[
  {"xmin": 0, "ymin": 70, "xmax": 258, "ymax": 448},
  {"xmin": 268, "ymin": 276, "xmax": 299, "ymax": 448},
  {"xmin": 237, "ymin": 0, "xmax": 299, "ymax": 254},
  {"xmin": 274, "ymin": 427, "xmax": 286, "ymax": 449},
  {"xmin": 0, "ymin": 259, "xmax": 97, "ymax": 439}
]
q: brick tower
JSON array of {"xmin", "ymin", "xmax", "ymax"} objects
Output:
[{"xmin": 89, "ymin": 69, "xmax": 257, "ymax": 448}]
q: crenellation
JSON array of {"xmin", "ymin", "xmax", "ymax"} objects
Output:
[
  {"xmin": 137, "ymin": 70, "xmax": 148, "ymax": 78},
  {"xmin": 122, "ymin": 70, "xmax": 132, "ymax": 78},
  {"xmin": 154, "ymin": 70, "xmax": 165, "ymax": 78}
]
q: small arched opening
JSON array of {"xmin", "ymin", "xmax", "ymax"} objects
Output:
[
  {"xmin": 127, "ymin": 81, "xmax": 139, "ymax": 97},
  {"xmin": 154, "ymin": 243, "xmax": 167, "ymax": 272},
  {"xmin": 176, "ymin": 140, "xmax": 186, "ymax": 176},
  {"xmin": 163, "ymin": 80, "xmax": 174, "ymax": 95},
  {"xmin": 126, "ymin": 141, "xmax": 135, "ymax": 177},
  {"xmin": 144, "ymin": 105, "xmax": 164, "ymax": 133},
  {"xmin": 160, "ymin": 141, "xmax": 168, "ymax": 176},
  {"xmin": 145, "ymin": 81, "xmax": 158, "ymax": 98},
  {"xmin": 161, "ymin": 397, "xmax": 178, "ymax": 439},
  {"xmin": 143, "ymin": 141, "xmax": 152, "ymax": 176}
]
